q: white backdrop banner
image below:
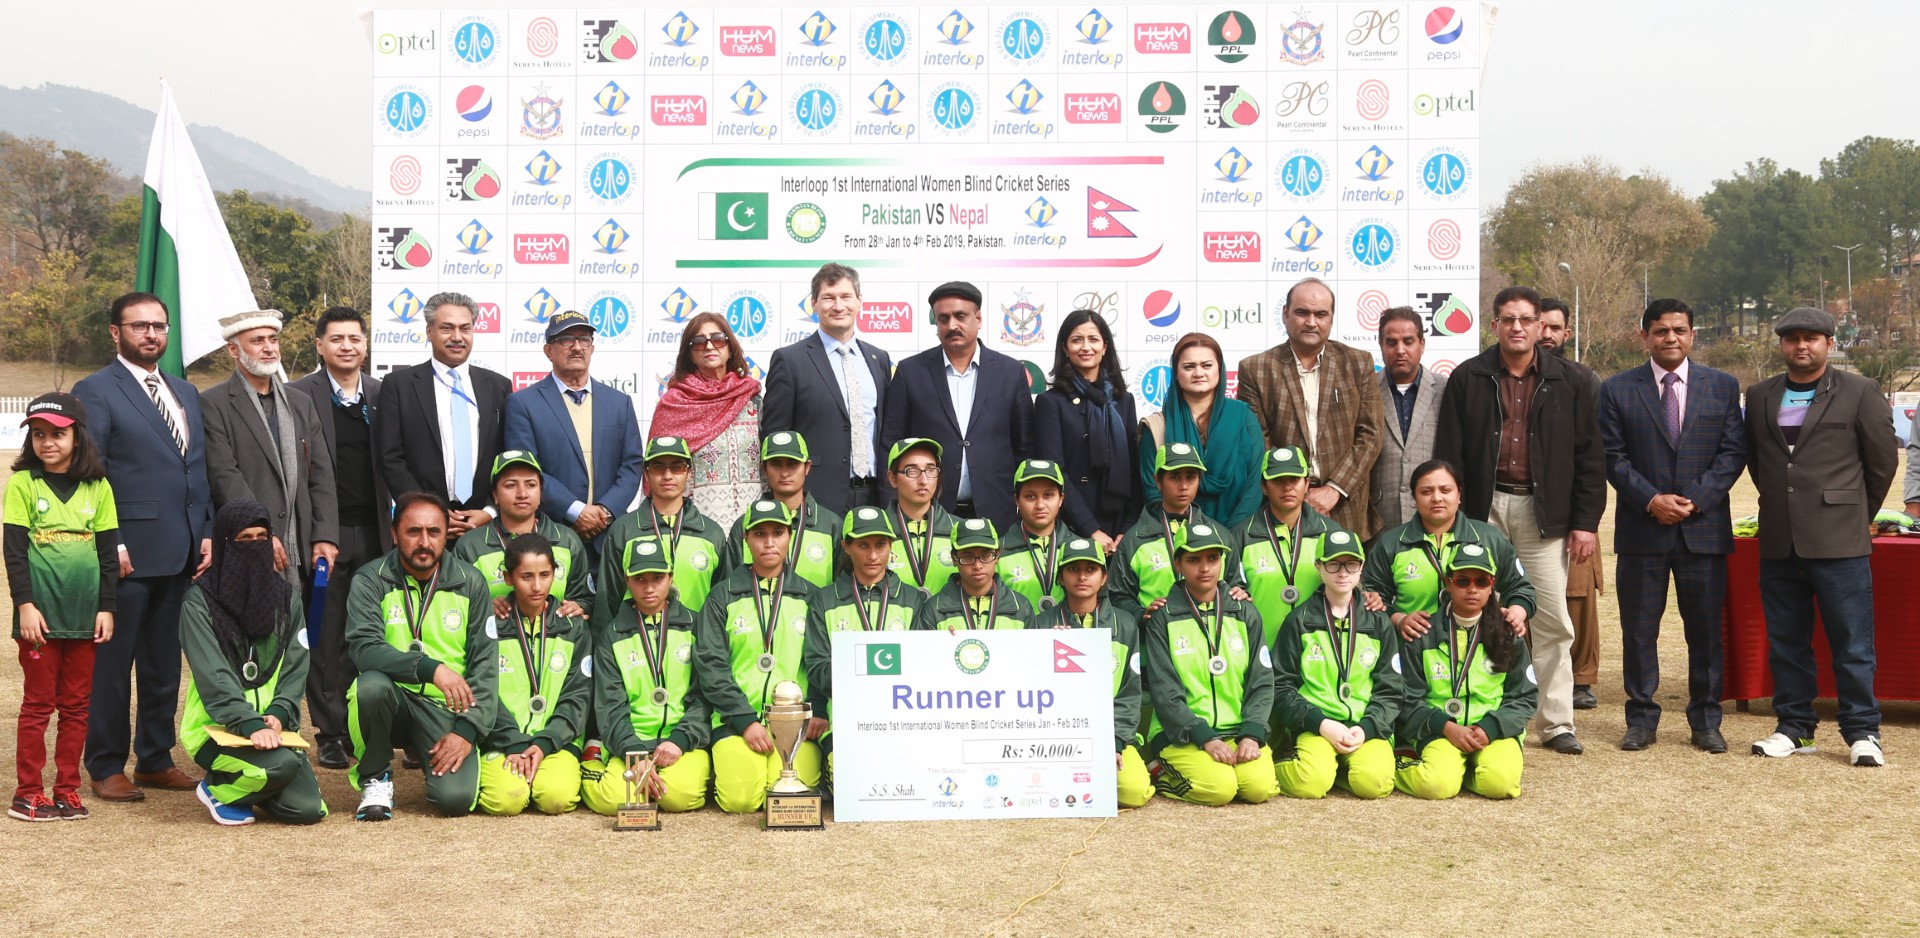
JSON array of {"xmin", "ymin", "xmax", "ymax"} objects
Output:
[{"xmin": 370, "ymin": 4, "xmax": 1486, "ymax": 429}]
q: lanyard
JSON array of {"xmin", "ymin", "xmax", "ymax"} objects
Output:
[
  {"xmin": 967, "ymin": 586, "xmax": 998, "ymax": 631},
  {"xmin": 649, "ymin": 504, "xmax": 685, "ymax": 563},
  {"xmin": 1159, "ymin": 510, "xmax": 1188, "ymax": 561},
  {"xmin": 636, "ymin": 610, "xmax": 671, "ymax": 705},
  {"xmin": 434, "ymin": 368, "xmax": 478, "ymax": 407},
  {"xmin": 514, "ymin": 601, "xmax": 554, "ymax": 725},
  {"xmin": 1024, "ymin": 529, "xmax": 1061, "ymax": 598},
  {"xmin": 1057, "ymin": 604, "xmax": 1098, "ymax": 630},
  {"xmin": 1182, "ymin": 586, "xmax": 1226, "ymax": 667},
  {"xmin": 783, "ymin": 507, "xmax": 809, "ymax": 570},
  {"xmin": 849, "ymin": 580, "xmax": 891, "ymax": 632},
  {"xmin": 894, "ymin": 507, "xmax": 934, "ymax": 584},
  {"xmin": 754, "ymin": 572, "xmax": 788, "ymax": 656},
  {"xmin": 401, "ymin": 564, "xmax": 443, "ymax": 650},
  {"xmin": 1263, "ymin": 511, "xmax": 1306, "ymax": 587},
  {"xmin": 1323, "ymin": 596, "xmax": 1358, "ymax": 688},
  {"xmin": 1445, "ymin": 606, "xmax": 1481, "ymax": 702}
]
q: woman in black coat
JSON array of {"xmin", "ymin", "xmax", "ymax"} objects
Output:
[{"xmin": 1030, "ymin": 308, "xmax": 1142, "ymax": 551}]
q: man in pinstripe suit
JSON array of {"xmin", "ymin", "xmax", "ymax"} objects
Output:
[{"xmin": 1597, "ymin": 298, "xmax": 1747, "ymax": 754}]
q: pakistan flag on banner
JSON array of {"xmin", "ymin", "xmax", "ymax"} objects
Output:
[{"xmin": 698, "ymin": 192, "xmax": 768, "ymax": 240}]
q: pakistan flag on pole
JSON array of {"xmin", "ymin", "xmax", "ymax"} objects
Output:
[{"xmin": 137, "ymin": 80, "xmax": 258, "ymax": 377}]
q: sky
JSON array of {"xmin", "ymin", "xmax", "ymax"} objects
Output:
[{"xmin": 2, "ymin": 1, "xmax": 1917, "ymax": 203}]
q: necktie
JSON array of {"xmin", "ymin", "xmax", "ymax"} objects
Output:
[
  {"xmin": 450, "ymin": 370, "xmax": 473, "ymax": 503},
  {"xmin": 146, "ymin": 375, "xmax": 186, "ymax": 456},
  {"xmin": 1660, "ymin": 372, "xmax": 1682, "ymax": 447},
  {"xmin": 565, "ymin": 388, "xmax": 587, "ymax": 406},
  {"xmin": 840, "ymin": 346, "xmax": 872, "ymax": 477}
]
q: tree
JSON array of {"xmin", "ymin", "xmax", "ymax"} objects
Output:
[
  {"xmin": 1688, "ymin": 159, "xmax": 1842, "ymax": 333},
  {"xmin": 0, "ymin": 250, "xmax": 116, "ymax": 385},
  {"xmin": 0, "ymin": 135, "xmax": 119, "ymax": 263},
  {"xmin": 217, "ymin": 189, "xmax": 321, "ymax": 317}
]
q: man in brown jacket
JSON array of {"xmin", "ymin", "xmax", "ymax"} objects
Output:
[{"xmin": 1235, "ymin": 278, "xmax": 1384, "ymax": 538}]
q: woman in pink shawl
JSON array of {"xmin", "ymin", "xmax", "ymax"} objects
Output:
[{"xmin": 650, "ymin": 314, "xmax": 762, "ymax": 525}]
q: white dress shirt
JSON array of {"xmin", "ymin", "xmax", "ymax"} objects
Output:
[
  {"xmin": 945, "ymin": 350, "xmax": 979, "ymax": 500},
  {"xmin": 820, "ymin": 331, "xmax": 879, "ymax": 478},
  {"xmin": 1651, "ymin": 356, "xmax": 1690, "ymax": 420},
  {"xmin": 118, "ymin": 355, "xmax": 189, "ymax": 450},
  {"xmin": 431, "ymin": 358, "xmax": 482, "ymax": 501}
]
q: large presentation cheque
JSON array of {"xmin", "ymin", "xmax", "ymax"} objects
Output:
[{"xmin": 830, "ymin": 629, "xmax": 1117, "ymax": 822}]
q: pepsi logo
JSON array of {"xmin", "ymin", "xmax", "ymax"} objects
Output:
[
  {"xmin": 525, "ymin": 17, "xmax": 559, "ymax": 57},
  {"xmin": 1426, "ymin": 7, "xmax": 1464, "ymax": 44},
  {"xmin": 1428, "ymin": 218, "xmax": 1462, "ymax": 260},
  {"xmin": 1143, "ymin": 289, "xmax": 1180, "ymax": 328},
  {"xmin": 389, "ymin": 155, "xmax": 422, "ymax": 196},
  {"xmin": 1356, "ymin": 289, "xmax": 1391, "ymax": 330},
  {"xmin": 456, "ymin": 85, "xmax": 492, "ymax": 122},
  {"xmin": 1355, "ymin": 79, "xmax": 1389, "ymax": 121}
]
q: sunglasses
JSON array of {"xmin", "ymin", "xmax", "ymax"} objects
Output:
[
  {"xmin": 1449, "ymin": 573, "xmax": 1493, "ymax": 589},
  {"xmin": 688, "ymin": 333, "xmax": 729, "ymax": 349}
]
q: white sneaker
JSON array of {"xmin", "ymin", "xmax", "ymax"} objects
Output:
[
  {"xmin": 1850, "ymin": 736, "xmax": 1887, "ymax": 767},
  {"xmin": 1750, "ymin": 733, "xmax": 1816, "ymax": 758},
  {"xmin": 355, "ymin": 771, "xmax": 394, "ymax": 821}
]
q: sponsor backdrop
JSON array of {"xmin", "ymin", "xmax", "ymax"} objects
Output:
[{"xmin": 370, "ymin": 4, "xmax": 1486, "ymax": 430}]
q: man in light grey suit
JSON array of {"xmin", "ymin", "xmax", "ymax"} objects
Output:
[
  {"xmin": 1369, "ymin": 306, "xmax": 1447, "ymax": 535},
  {"xmin": 200, "ymin": 309, "xmax": 339, "ymax": 585}
]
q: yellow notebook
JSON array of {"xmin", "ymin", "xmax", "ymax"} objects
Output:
[{"xmin": 208, "ymin": 726, "xmax": 312, "ymax": 750}]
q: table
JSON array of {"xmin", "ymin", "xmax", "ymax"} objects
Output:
[{"xmin": 1722, "ymin": 536, "xmax": 1920, "ymax": 704}]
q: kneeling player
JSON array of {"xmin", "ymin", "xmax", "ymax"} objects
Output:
[
  {"xmin": 476, "ymin": 534, "xmax": 592, "ymax": 816},
  {"xmin": 805, "ymin": 507, "xmax": 927, "ymax": 777},
  {"xmin": 1031, "ymin": 537, "xmax": 1152, "ymax": 809},
  {"xmin": 926, "ymin": 518, "xmax": 1032, "ymax": 630}
]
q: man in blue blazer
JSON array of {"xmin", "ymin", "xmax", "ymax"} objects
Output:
[
  {"xmin": 503, "ymin": 310, "xmax": 644, "ymax": 552},
  {"xmin": 1597, "ymin": 298, "xmax": 1747, "ymax": 754},
  {"xmin": 762, "ymin": 263, "xmax": 892, "ymax": 516},
  {"xmin": 71, "ymin": 292, "xmax": 214, "ymax": 801},
  {"xmin": 880, "ymin": 281, "xmax": 1033, "ymax": 530}
]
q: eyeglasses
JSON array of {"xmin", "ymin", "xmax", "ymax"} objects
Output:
[
  {"xmin": 1449, "ymin": 574, "xmax": 1494, "ymax": 589},
  {"xmin": 688, "ymin": 333, "xmax": 729, "ymax": 349},
  {"xmin": 1494, "ymin": 316, "xmax": 1540, "ymax": 328},
  {"xmin": 893, "ymin": 466, "xmax": 941, "ymax": 480},
  {"xmin": 550, "ymin": 335, "xmax": 594, "ymax": 349},
  {"xmin": 953, "ymin": 551, "xmax": 1000, "ymax": 567},
  {"xmin": 120, "ymin": 321, "xmax": 170, "ymax": 335},
  {"xmin": 1318, "ymin": 560, "xmax": 1364, "ymax": 575}
]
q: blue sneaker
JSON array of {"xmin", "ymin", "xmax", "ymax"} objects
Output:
[{"xmin": 196, "ymin": 781, "xmax": 256, "ymax": 826}]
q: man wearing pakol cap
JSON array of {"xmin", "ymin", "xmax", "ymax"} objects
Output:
[
  {"xmin": 200, "ymin": 309, "xmax": 339, "ymax": 585},
  {"xmin": 1743, "ymin": 306, "xmax": 1897, "ymax": 767}
]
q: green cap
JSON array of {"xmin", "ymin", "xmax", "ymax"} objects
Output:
[
  {"xmin": 888, "ymin": 437, "xmax": 943, "ymax": 469},
  {"xmin": 623, "ymin": 537, "xmax": 673, "ymax": 576},
  {"xmin": 950, "ymin": 517, "xmax": 999, "ymax": 551},
  {"xmin": 1058, "ymin": 536, "xmax": 1106, "ymax": 568},
  {"xmin": 761, "ymin": 430, "xmax": 810, "ymax": 462},
  {"xmin": 645, "ymin": 436, "xmax": 693, "ymax": 462},
  {"xmin": 1013, "ymin": 459, "xmax": 1066, "ymax": 489},
  {"xmin": 1316, "ymin": 530, "xmax": 1363, "ymax": 562},
  {"xmin": 1154, "ymin": 442, "xmax": 1208, "ymax": 474},
  {"xmin": 1445, "ymin": 543, "xmax": 1498, "ymax": 576},
  {"xmin": 1261, "ymin": 446, "xmax": 1312, "ymax": 480},
  {"xmin": 1174, "ymin": 522, "xmax": 1229, "ymax": 555},
  {"xmin": 741, "ymin": 499, "xmax": 796, "ymax": 531},
  {"xmin": 842, "ymin": 505, "xmax": 898, "ymax": 540},
  {"xmin": 491, "ymin": 449, "xmax": 542, "ymax": 480}
]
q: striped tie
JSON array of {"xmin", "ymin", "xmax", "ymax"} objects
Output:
[{"xmin": 146, "ymin": 375, "xmax": 186, "ymax": 456}]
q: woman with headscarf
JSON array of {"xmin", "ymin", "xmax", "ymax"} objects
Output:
[
  {"xmin": 1138, "ymin": 333, "xmax": 1263, "ymax": 529},
  {"xmin": 1031, "ymin": 309, "xmax": 1141, "ymax": 551},
  {"xmin": 178, "ymin": 500, "xmax": 326, "ymax": 826},
  {"xmin": 651, "ymin": 313, "xmax": 763, "ymax": 525}
]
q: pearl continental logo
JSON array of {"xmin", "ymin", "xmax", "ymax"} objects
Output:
[
  {"xmin": 785, "ymin": 203, "xmax": 827, "ymax": 243},
  {"xmin": 1000, "ymin": 289, "xmax": 1045, "ymax": 346}
]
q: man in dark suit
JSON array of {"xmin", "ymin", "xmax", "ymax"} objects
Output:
[
  {"xmin": 880, "ymin": 281, "xmax": 1033, "ymax": 530},
  {"xmin": 1743, "ymin": 306, "xmax": 1897, "ymax": 767},
  {"xmin": 374, "ymin": 292, "xmax": 511, "ymax": 537},
  {"xmin": 1369, "ymin": 306, "xmax": 1447, "ymax": 534},
  {"xmin": 290, "ymin": 306, "xmax": 390, "ymax": 769},
  {"xmin": 1598, "ymin": 298, "xmax": 1747, "ymax": 754},
  {"xmin": 72, "ymin": 291, "xmax": 214, "ymax": 801},
  {"xmin": 502, "ymin": 309, "xmax": 644, "ymax": 549},
  {"xmin": 762, "ymin": 262, "xmax": 892, "ymax": 515}
]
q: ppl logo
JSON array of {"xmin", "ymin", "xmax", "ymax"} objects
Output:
[
  {"xmin": 1133, "ymin": 22, "xmax": 1190, "ymax": 54},
  {"xmin": 524, "ymin": 17, "xmax": 559, "ymax": 57},
  {"xmin": 1062, "ymin": 93, "xmax": 1120, "ymax": 124},
  {"xmin": 651, "ymin": 95, "xmax": 709, "ymax": 126},
  {"xmin": 1355, "ymin": 79, "xmax": 1390, "ymax": 121},
  {"xmin": 721, "ymin": 24, "xmax": 775, "ymax": 56},
  {"xmin": 859, "ymin": 301, "xmax": 914, "ymax": 333},
  {"xmin": 512, "ymin": 371, "xmax": 549, "ymax": 391},
  {"xmin": 473, "ymin": 302, "xmax": 502, "ymax": 334},
  {"xmin": 661, "ymin": 11, "xmax": 699, "ymax": 46},
  {"xmin": 513, "ymin": 233, "xmax": 570, "ymax": 264},
  {"xmin": 1355, "ymin": 289, "xmax": 1391, "ymax": 330},
  {"xmin": 1426, "ymin": 7, "xmax": 1464, "ymax": 44},
  {"xmin": 1428, "ymin": 218, "xmax": 1462, "ymax": 260},
  {"xmin": 455, "ymin": 85, "xmax": 492, "ymax": 122},
  {"xmin": 1138, "ymin": 80, "xmax": 1185, "ymax": 133},
  {"xmin": 1142, "ymin": 289, "xmax": 1180, "ymax": 327},
  {"xmin": 389, "ymin": 155, "xmax": 422, "ymax": 195},
  {"xmin": 1140, "ymin": 364, "xmax": 1173, "ymax": 408},
  {"xmin": 1202, "ymin": 231, "xmax": 1262, "ymax": 263}
]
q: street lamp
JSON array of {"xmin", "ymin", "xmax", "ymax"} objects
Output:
[
  {"xmin": 1833, "ymin": 243, "xmax": 1862, "ymax": 319},
  {"xmin": 1556, "ymin": 261, "xmax": 1582, "ymax": 363}
]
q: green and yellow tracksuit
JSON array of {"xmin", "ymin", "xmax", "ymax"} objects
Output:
[
  {"xmin": 180, "ymin": 588, "xmax": 326, "ymax": 824},
  {"xmin": 1234, "ymin": 507, "xmax": 1338, "ymax": 637},
  {"xmin": 997, "ymin": 525, "xmax": 1067, "ymax": 611},
  {"xmin": 1362, "ymin": 516, "xmax": 1536, "ymax": 620},
  {"xmin": 450, "ymin": 517, "xmax": 594, "ymax": 619},
  {"xmin": 477, "ymin": 608, "xmax": 592, "ymax": 816},
  {"xmin": 598, "ymin": 500, "xmax": 728, "ymax": 623},
  {"xmin": 804, "ymin": 572, "xmax": 926, "ymax": 770},
  {"xmin": 345, "ymin": 553, "xmax": 497, "ymax": 815},
  {"xmin": 1027, "ymin": 601, "xmax": 1153, "ymax": 809},
  {"xmin": 925, "ymin": 579, "xmax": 1033, "ymax": 631},
  {"xmin": 1394, "ymin": 610, "xmax": 1538, "ymax": 800},
  {"xmin": 723, "ymin": 494, "xmax": 842, "ymax": 589},
  {"xmin": 1270, "ymin": 595, "xmax": 1404, "ymax": 800},
  {"xmin": 1142, "ymin": 591, "xmax": 1276, "ymax": 806},
  {"xmin": 1111, "ymin": 504, "xmax": 1227, "ymax": 620},
  {"xmin": 885, "ymin": 501, "xmax": 958, "ymax": 596},
  {"xmin": 583, "ymin": 600, "xmax": 713, "ymax": 815},
  {"xmin": 694, "ymin": 565, "xmax": 821, "ymax": 813}
]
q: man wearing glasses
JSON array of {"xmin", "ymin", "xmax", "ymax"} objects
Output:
[
  {"xmin": 504, "ymin": 310, "xmax": 644, "ymax": 557},
  {"xmin": 1435, "ymin": 285, "xmax": 1606, "ymax": 756},
  {"xmin": 376, "ymin": 292, "xmax": 511, "ymax": 537}
]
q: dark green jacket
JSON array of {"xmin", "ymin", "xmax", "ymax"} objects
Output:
[
  {"xmin": 1270, "ymin": 592, "xmax": 1404, "ymax": 741},
  {"xmin": 485, "ymin": 606, "xmax": 593, "ymax": 757},
  {"xmin": 179, "ymin": 588, "xmax": 307, "ymax": 752},
  {"xmin": 925, "ymin": 578, "xmax": 1033, "ymax": 631},
  {"xmin": 595, "ymin": 599, "xmax": 712, "ymax": 758},
  {"xmin": 450, "ymin": 516, "xmax": 594, "ymax": 619},
  {"xmin": 345, "ymin": 551, "xmax": 498, "ymax": 743},
  {"xmin": 1141, "ymin": 590, "xmax": 1271, "ymax": 751},
  {"xmin": 693, "ymin": 564, "xmax": 815, "ymax": 739},
  {"xmin": 1110, "ymin": 503, "xmax": 1227, "ymax": 620},
  {"xmin": 1361, "ymin": 515, "xmax": 1536, "ymax": 619},
  {"xmin": 803, "ymin": 571, "xmax": 927, "ymax": 722},
  {"xmin": 723, "ymin": 493, "xmax": 842, "ymax": 589},
  {"xmin": 1395, "ymin": 609, "xmax": 1538, "ymax": 751},
  {"xmin": 996, "ymin": 524, "xmax": 1067, "ymax": 611},
  {"xmin": 597, "ymin": 499, "xmax": 728, "ymax": 628},
  {"xmin": 885, "ymin": 501, "xmax": 959, "ymax": 595},
  {"xmin": 1233, "ymin": 506, "xmax": 1338, "ymax": 631},
  {"xmin": 1027, "ymin": 600, "xmax": 1143, "ymax": 753}
]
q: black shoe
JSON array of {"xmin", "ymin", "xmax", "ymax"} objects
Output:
[
  {"xmin": 1619, "ymin": 726, "xmax": 1656, "ymax": 751},
  {"xmin": 1691, "ymin": 728, "xmax": 1728, "ymax": 754},
  {"xmin": 400, "ymin": 748, "xmax": 422, "ymax": 770},
  {"xmin": 1543, "ymin": 732, "xmax": 1585, "ymax": 755},
  {"xmin": 317, "ymin": 740, "xmax": 351, "ymax": 770},
  {"xmin": 1572, "ymin": 685, "xmax": 1598, "ymax": 710}
]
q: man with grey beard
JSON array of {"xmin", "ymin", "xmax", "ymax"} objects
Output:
[{"xmin": 200, "ymin": 309, "xmax": 340, "ymax": 584}]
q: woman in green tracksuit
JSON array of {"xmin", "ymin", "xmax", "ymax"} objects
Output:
[
  {"xmin": 1142, "ymin": 523, "xmax": 1276, "ymax": 806},
  {"xmin": 1029, "ymin": 536, "xmax": 1152, "ymax": 809},
  {"xmin": 584, "ymin": 537, "xmax": 712, "ymax": 815},
  {"xmin": 1362, "ymin": 459, "xmax": 1535, "ymax": 644},
  {"xmin": 926, "ymin": 518, "xmax": 1033, "ymax": 630},
  {"xmin": 697, "ymin": 499, "xmax": 823, "ymax": 814},
  {"xmin": 1112, "ymin": 443, "xmax": 1230, "ymax": 620},
  {"xmin": 883, "ymin": 438, "xmax": 959, "ymax": 596},
  {"xmin": 476, "ymin": 534, "xmax": 593, "ymax": 816},
  {"xmin": 1235, "ymin": 446, "xmax": 1339, "ymax": 635},
  {"xmin": 179, "ymin": 500, "xmax": 325, "ymax": 826},
  {"xmin": 598, "ymin": 436, "xmax": 729, "ymax": 629},
  {"xmin": 997, "ymin": 460, "xmax": 1069, "ymax": 612},
  {"xmin": 804, "ymin": 507, "xmax": 927, "ymax": 775},
  {"xmin": 1395, "ymin": 543, "xmax": 1538, "ymax": 800},
  {"xmin": 1271, "ymin": 531, "xmax": 1403, "ymax": 800},
  {"xmin": 722, "ymin": 432, "xmax": 842, "ymax": 588},
  {"xmin": 452, "ymin": 451, "xmax": 591, "ymax": 619}
]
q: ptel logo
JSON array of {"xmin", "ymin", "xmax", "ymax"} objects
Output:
[
  {"xmin": 1062, "ymin": 93, "xmax": 1121, "ymax": 125},
  {"xmin": 651, "ymin": 95, "xmax": 708, "ymax": 125},
  {"xmin": 1133, "ymin": 22, "xmax": 1190, "ymax": 53},
  {"xmin": 1203, "ymin": 231, "xmax": 1262, "ymax": 263},
  {"xmin": 720, "ymin": 25, "xmax": 775, "ymax": 56},
  {"xmin": 513, "ymin": 234, "xmax": 570, "ymax": 264},
  {"xmin": 859, "ymin": 302, "xmax": 914, "ymax": 333}
]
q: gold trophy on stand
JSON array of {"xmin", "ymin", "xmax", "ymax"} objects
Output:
[
  {"xmin": 763, "ymin": 681, "xmax": 824, "ymax": 830},
  {"xmin": 614, "ymin": 751, "xmax": 661, "ymax": 831}
]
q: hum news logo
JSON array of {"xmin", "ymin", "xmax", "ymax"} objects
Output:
[
  {"xmin": 473, "ymin": 302, "xmax": 502, "ymax": 334},
  {"xmin": 1062, "ymin": 93, "xmax": 1121, "ymax": 125},
  {"xmin": 512, "ymin": 371, "xmax": 551, "ymax": 391},
  {"xmin": 719, "ymin": 24, "xmax": 774, "ymax": 56},
  {"xmin": 1133, "ymin": 22, "xmax": 1190, "ymax": 54},
  {"xmin": 1203, "ymin": 231, "xmax": 1261, "ymax": 263},
  {"xmin": 652, "ymin": 95, "xmax": 708, "ymax": 126},
  {"xmin": 513, "ymin": 233, "xmax": 569, "ymax": 264},
  {"xmin": 858, "ymin": 302, "xmax": 914, "ymax": 334}
]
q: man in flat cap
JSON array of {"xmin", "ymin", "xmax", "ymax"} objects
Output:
[
  {"xmin": 1744, "ymin": 306, "xmax": 1896, "ymax": 767},
  {"xmin": 200, "ymin": 309, "xmax": 340, "ymax": 585},
  {"xmin": 879, "ymin": 281, "xmax": 1033, "ymax": 530}
]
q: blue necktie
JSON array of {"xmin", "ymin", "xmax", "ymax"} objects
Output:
[
  {"xmin": 450, "ymin": 371, "xmax": 473, "ymax": 502},
  {"xmin": 565, "ymin": 388, "xmax": 587, "ymax": 406}
]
